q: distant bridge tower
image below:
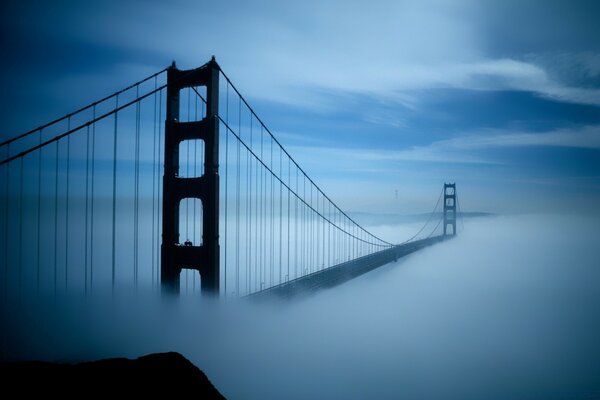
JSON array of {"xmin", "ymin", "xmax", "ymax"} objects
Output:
[
  {"xmin": 443, "ymin": 183, "xmax": 457, "ymax": 236},
  {"xmin": 161, "ymin": 58, "xmax": 220, "ymax": 295}
]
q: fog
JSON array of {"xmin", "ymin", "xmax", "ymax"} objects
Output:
[{"xmin": 2, "ymin": 214, "xmax": 599, "ymax": 399}]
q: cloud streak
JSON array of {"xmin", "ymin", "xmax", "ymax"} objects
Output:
[
  {"xmin": 285, "ymin": 125, "xmax": 600, "ymax": 172},
  {"xmin": 437, "ymin": 125, "xmax": 600, "ymax": 150},
  {"xmin": 8, "ymin": 0, "xmax": 598, "ymax": 108}
]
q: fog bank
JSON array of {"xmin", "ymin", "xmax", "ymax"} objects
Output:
[{"xmin": 2, "ymin": 214, "xmax": 599, "ymax": 399}]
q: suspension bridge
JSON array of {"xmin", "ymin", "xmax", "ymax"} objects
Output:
[{"xmin": 0, "ymin": 57, "xmax": 461, "ymax": 302}]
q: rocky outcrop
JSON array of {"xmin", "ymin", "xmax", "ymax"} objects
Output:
[{"xmin": 0, "ymin": 352, "xmax": 226, "ymax": 398}]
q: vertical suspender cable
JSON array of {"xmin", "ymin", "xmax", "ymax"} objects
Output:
[
  {"xmin": 37, "ymin": 130, "xmax": 42, "ymax": 292},
  {"xmin": 300, "ymin": 176, "xmax": 304, "ymax": 275},
  {"xmin": 133, "ymin": 87, "xmax": 138, "ymax": 288},
  {"xmin": 353, "ymin": 222, "xmax": 356, "ymax": 259},
  {"xmin": 111, "ymin": 95, "xmax": 118, "ymax": 291},
  {"xmin": 185, "ymin": 88, "xmax": 191, "ymax": 293},
  {"xmin": 18, "ymin": 157, "xmax": 24, "ymax": 301},
  {"xmin": 279, "ymin": 147, "xmax": 282, "ymax": 284},
  {"xmin": 270, "ymin": 137, "xmax": 273, "ymax": 285},
  {"xmin": 65, "ymin": 118, "xmax": 71, "ymax": 290},
  {"xmin": 157, "ymin": 89, "xmax": 163, "ymax": 287},
  {"xmin": 247, "ymin": 121, "xmax": 251, "ymax": 292},
  {"xmin": 303, "ymin": 176, "xmax": 306, "ymax": 275},
  {"xmin": 245, "ymin": 90, "xmax": 253, "ymax": 294},
  {"xmin": 84, "ymin": 125, "xmax": 90, "ymax": 295},
  {"xmin": 265, "ymin": 133, "xmax": 269, "ymax": 286},
  {"xmin": 342, "ymin": 218, "xmax": 345, "ymax": 261},
  {"xmin": 343, "ymin": 216, "xmax": 346, "ymax": 261},
  {"xmin": 53, "ymin": 141, "xmax": 58, "ymax": 294},
  {"xmin": 236, "ymin": 96, "xmax": 241, "ymax": 295},
  {"xmin": 342, "ymin": 218, "xmax": 350, "ymax": 261},
  {"xmin": 223, "ymin": 84, "xmax": 229, "ymax": 295},
  {"xmin": 308, "ymin": 181, "xmax": 311, "ymax": 270},
  {"xmin": 261, "ymin": 126, "xmax": 266, "ymax": 288},
  {"xmin": 224, "ymin": 83, "xmax": 229, "ymax": 295},
  {"xmin": 294, "ymin": 166, "xmax": 298, "ymax": 279},
  {"xmin": 316, "ymin": 190, "xmax": 319, "ymax": 270},
  {"xmin": 135, "ymin": 85, "xmax": 141, "ymax": 289},
  {"xmin": 3, "ymin": 145, "xmax": 9, "ymax": 301},
  {"xmin": 332, "ymin": 202, "xmax": 335, "ymax": 266},
  {"xmin": 258, "ymin": 126, "xmax": 262, "ymax": 288},
  {"xmin": 151, "ymin": 78, "xmax": 157, "ymax": 288},
  {"xmin": 287, "ymin": 157, "xmax": 290, "ymax": 282},
  {"xmin": 193, "ymin": 87, "xmax": 198, "ymax": 293},
  {"xmin": 245, "ymin": 116, "xmax": 251, "ymax": 295},
  {"xmin": 333, "ymin": 207, "xmax": 337, "ymax": 264},
  {"xmin": 311, "ymin": 188, "xmax": 315, "ymax": 270},
  {"xmin": 250, "ymin": 118, "xmax": 258, "ymax": 291},
  {"xmin": 253, "ymin": 124, "xmax": 258, "ymax": 291},
  {"xmin": 327, "ymin": 201, "xmax": 335, "ymax": 267},
  {"xmin": 322, "ymin": 195, "xmax": 325, "ymax": 269},
  {"xmin": 90, "ymin": 105, "xmax": 96, "ymax": 293}
]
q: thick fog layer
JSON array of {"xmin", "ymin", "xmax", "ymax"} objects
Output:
[{"xmin": 2, "ymin": 214, "xmax": 599, "ymax": 399}]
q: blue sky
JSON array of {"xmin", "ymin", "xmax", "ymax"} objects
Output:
[{"xmin": 1, "ymin": 0, "xmax": 599, "ymax": 214}]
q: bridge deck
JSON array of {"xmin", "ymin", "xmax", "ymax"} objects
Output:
[{"xmin": 249, "ymin": 235, "xmax": 450, "ymax": 300}]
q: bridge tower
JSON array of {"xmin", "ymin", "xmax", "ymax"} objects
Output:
[
  {"xmin": 443, "ymin": 183, "xmax": 457, "ymax": 236},
  {"xmin": 161, "ymin": 58, "xmax": 220, "ymax": 295}
]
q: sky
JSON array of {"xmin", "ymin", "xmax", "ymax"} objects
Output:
[
  {"xmin": 1, "ymin": 0, "xmax": 599, "ymax": 215},
  {"xmin": 1, "ymin": 4, "xmax": 600, "ymax": 396}
]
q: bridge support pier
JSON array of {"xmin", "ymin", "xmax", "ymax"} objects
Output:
[
  {"xmin": 443, "ymin": 183, "xmax": 456, "ymax": 236},
  {"xmin": 161, "ymin": 58, "xmax": 220, "ymax": 295}
]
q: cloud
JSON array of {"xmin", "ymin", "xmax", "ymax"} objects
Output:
[
  {"xmin": 285, "ymin": 125, "xmax": 600, "ymax": 172},
  {"xmin": 439, "ymin": 125, "xmax": 600, "ymax": 150},
  {"xmin": 8, "ymin": 0, "xmax": 598, "ymax": 110},
  {"xmin": 384, "ymin": 124, "xmax": 600, "ymax": 166},
  {"xmin": 19, "ymin": 0, "xmax": 600, "ymax": 105},
  {"xmin": 286, "ymin": 143, "xmax": 496, "ymax": 170},
  {"xmin": 195, "ymin": 1, "xmax": 600, "ymax": 108},
  {"xmin": 299, "ymin": 58, "xmax": 600, "ymax": 107}
]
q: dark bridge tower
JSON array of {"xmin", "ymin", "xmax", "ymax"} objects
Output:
[
  {"xmin": 443, "ymin": 183, "xmax": 457, "ymax": 236},
  {"xmin": 161, "ymin": 58, "xmax": 220, "ymax": 295}
]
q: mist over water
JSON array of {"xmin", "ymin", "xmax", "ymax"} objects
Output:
[{"xmin": 2, "ymin": 214, "xmax": 599, "ymax": 399}]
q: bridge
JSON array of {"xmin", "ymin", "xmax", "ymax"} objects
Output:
[{"xmin": 0, "ymin": 57, "xmax": 460, "ymax": 302}]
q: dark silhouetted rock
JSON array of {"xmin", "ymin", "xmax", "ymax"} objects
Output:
[{"xmin": 0, "ymin": 352, "xmax": 226, "ymax": 398}]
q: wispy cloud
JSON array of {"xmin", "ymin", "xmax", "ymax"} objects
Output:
[
  {"xmin": 301, "ymin": 58, "xmax": 600, "ymax": 107},
  {"xmin": 286, "ymin": 125, "xmax": 600, "ymax": 171},
  {"xmin": 19, "ymin": 0, "xmax": 597, "ymax": 109},
  {"xmin": 287, "ymin": 143, "xmax": 496, "ymax": 169},
  {"xmin": 384, "ymin": 125, "xmax": 600, "ymax": 165},
  {"xmin": 440, "ymin": 125, "xmax": 600, "ymax": 150}
]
